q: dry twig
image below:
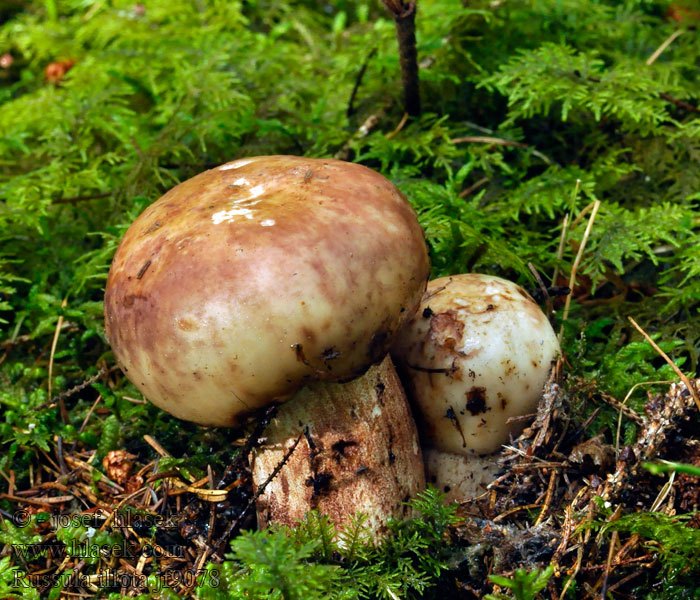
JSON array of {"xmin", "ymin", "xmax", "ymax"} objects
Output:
[{"xmin": 346, "ymin": 48, "xmax": 377, "ymax": 117}]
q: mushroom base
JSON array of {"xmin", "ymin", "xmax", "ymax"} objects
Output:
[
  {"xmin": 424, "ymin": 448, "xmax": 503, "ymax": 503},
  {"xmin": 250, "ymin": 355, "xmax": 425, "ymax": 539}
]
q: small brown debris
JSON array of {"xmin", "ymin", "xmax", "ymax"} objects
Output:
[
  {"xmin": 569, "ymin": 433, "xmax": 614, "ymax": 467},
  {"xmin": 45, "ymin": 58, "xmax": 76, "ymax": 84},
  {"xmin": 667, "ymin": 3, "xmax": 700, "ymax": 22},
  {"xmin": 102, "ymin": 450, "xmax": 137, "ymax": 485},
  {"xmin": 136, "ymin": 259, "xmax": 151, "ymax": 279},
  {"xmin": 428, "ymin": 310, "xmax": 464, "ymax": 353},
  {"xmin": 123, "ymin": 474, "xmax": 144, "ymax": 495},
  {"xmin": 466, "ymin": 386, "xmax": 488, "ymax": 416}
]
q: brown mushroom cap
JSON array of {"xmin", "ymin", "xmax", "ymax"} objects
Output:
[{"xmin": 104, "ymin": 156, "xmax": 430, "ymax": 426}]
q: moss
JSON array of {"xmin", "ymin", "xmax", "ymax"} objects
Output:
[{"xmin": 1, "ymin": 0, "xmax": 699, "ymax": 597}]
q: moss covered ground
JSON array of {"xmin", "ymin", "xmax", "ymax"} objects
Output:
[{"xmin": 0, "ymin": 1, "xmax": 699, "ymax": 598}]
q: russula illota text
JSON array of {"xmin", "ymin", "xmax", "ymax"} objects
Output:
[
  {"xmin": 104, "ymin": 155, "xmax": 430, "ymax": 536},
  {"xmin": 392, "ymin": 273, "xmax": 560, "ymax": 501}
]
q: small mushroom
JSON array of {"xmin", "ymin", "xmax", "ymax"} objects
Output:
[
  {"xmin": 104, "ymin": 155, "xmax": 429, "ymax": 536},
  {"xmin": 391, "ymin": 273, "xmax": 560, "ymax": 501}
]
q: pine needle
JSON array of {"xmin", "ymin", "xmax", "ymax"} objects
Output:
[
  {"xmin": 48, "ymin": 297, "xmax": 68, "ymax": 424},
  {"xmin": 646, "ymin": 30, "xmax": 684, "ymax": 66},
  {"xmin": 552, "ymin": 179, "xmax": 580, "ymax": 285},
  {"xmin": 559, "ymin": 199, "xmax": 601, "ymax": 340},
  {"xmin": 627, "ymin": 316, "xmax": 700, "ymax": 413}
]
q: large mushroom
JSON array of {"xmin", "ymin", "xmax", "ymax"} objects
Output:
[
  {"xmin": 392, "ymin": 274, "xmax": 560, "ymax": 501},
  {"xmin": 104, "ymin": 155, "xmax": 429, "ymax": 536}
]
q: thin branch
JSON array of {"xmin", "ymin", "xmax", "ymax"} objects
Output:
[
  {"xmin": 451, "ymin": 135, "xmax": 554, "ymax": 165},
  {"xmin": 459, "ymin": 176, "xmax": 489, "ymax": 199},
  {"xmin": 659, "ymin": 92, "xmax": 700, "ymax": 114},
  {"xmin": 534, "ymin": 468, "xmax": 557, "ymax": 526},
  {"xmin": 334, "ymin": 104, "xmax": 389, "ymax": 161},
  {"xmin": 451, "ymin": 135, "xmax": 527, "ymax": 148},
  {"xmin": 215, "ymin": 432, "xmax": 303, "ymax": 553},
  {"xmin": 70, "ymin": 393, "xmax": 102, "ymax": 453},
  {"xmin": 528, "ymin": 262, "xmax": 553, "ymax": 318},
  {"xmin": 347, "ymin": 47, "xmax": 377, "ymax": 117},
  {"xmin": 241, "ymin": 405, "xmax": 278, "ymax": 457},
  {"xmin": 599, "ymin": 528, "xmax": 619, "ymax": 600},
  {"xmin": 34, "ymin": 368, "xmax": 106, "ymax": 413},
  {"xmin": 1, "ymin": 321, "xmax": 77, "ymax": 349},
  {"xmin": 0, "ymin": 493, "xmax": 74, "ymax": 505},
  {"xmin": 385, "ymin": 112, "xmax": 409, "ymax": 139},
  {"xmin": 56, "ymin": 436, "xmax": 67, "ymax": 475},
  {"xmin": 52, "ymin": 192, "xmax": 111, "ymax": 205},
  {"xmin": 570, "ymin": 198, "xmax": 597, "ymax": 230},
  {"xmin": 381, "ymin": 0, "xmax": 420, "ymax": 116}
]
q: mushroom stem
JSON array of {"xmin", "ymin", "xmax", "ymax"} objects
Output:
[
  {"xmin": 424, "ymin": 448, "xmax": 501, "ymax": 503},
  {"xmin": 250, "ymin": 356, "xmax": 425, "ymax": 538}
]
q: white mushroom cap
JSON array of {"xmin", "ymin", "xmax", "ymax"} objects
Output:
[
  {"xmin": 104, "ymin": 156, "xmax": 430, "ymax": 426},
  {"xmin": 392, "ymin": 274, "xmax": 560, "ymax": 456}
]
